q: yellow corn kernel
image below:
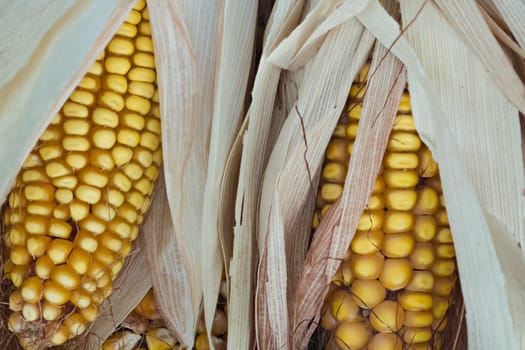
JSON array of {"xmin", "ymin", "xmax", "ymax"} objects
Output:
[
  {"xmin": 67, "ymin": 248, "xmax": 90, "ymax": 275},
  {"xmin": 24, "ymin": 182, "xmax": 55, "ymax": 201},
  {"xmin": 382, "ymin": 232, "xmax": 415, "ymax": 258},
  {"xmin": 35, "ymin": 255, "xmax": 54, "ymax": 279},
  {"xmin": 329, "ymin": 289, "xmax": 360, "ymax": 322},
  {"xmin": 47, "ymin": 239, "xmax": 74, "ymax": 264},
  {"xmin": 42, "ymin": 301, "xmax": 62, "ymax": 321},
  {"xmin": 332, "ymin": 260, "xmax": 353, "ymax": 287},
  {"xmin": 383, "ymin": 169, "xmax": 419, "ymax": 188},
  {"xmin": 20, "ymin": 276, "xmax": 43, "ymax": 303},
  {"xmin": 433, "ymin": 276, "xmax": 454, "ymax": 297},
  {"xmin": 405, "ymin": 271, "xmax": 434, "ymax": 293},
  {"xmin": 431, "ymin": 259, "xmax": 456, "ymax": 277},
  {"xmin": 401, "ymin": 327, "xmax": 433, "ymax": 344},
  {"xmin": 383, "ymin": 152, "xmax": 418, "ymax": 170},
  {"xmin": 22, "ymin": 303, "xmax": 41, "ymax": 321},
  {"xmin": 350, "ymin": 253, "xmax": 384, "ymax": 280},
  {"xmin": 347, "ymin": 103, "xmax": 362, "ymax": 120},
  {"xmin": 350, "ymin": 230, "xmax": 384, "ymax": 255},
  {"xmin": 409, "ymin": 243, "xmax": 435, "ymax": 270},
  {"xmin": 392, "ymin": 114, "xmax": 415, "ymax": 131},
  {"xmin": 9, "ymin": 290, "xmax": 24, "ymax": 312},
  {"xmin": 435, "ymin": 228, "xmax": 453, "ymax": 243},
  {"xmin": 379, "ymin": 258, "xmax": 413, "ymax": 291},
  {"xmin": 368, "ymin": 333, "xmax": 403, "ymax": 350},
  {"xmin": 351, "ymin": 279, "xmax": 386, "ymax": 309},
  {"xmin": 146, "ymin": 327, "xmax": 176, "ymax": 350},
  {"xmin": 403, "ymin": 310, "xmax": 434, "ymax": 328},
  {"xmin": 27, "ymin": 236, "xmax": 52, "ymax": 257},
  {"xmin": 51, "ymin": 264, "xmax": 81, "ymax": 290},
  {"xmin": 102, "ymin": 331, "xmax": 142, "ymax": 350},
  {"xmin": 398, "ymin": 292, "xmax": 433, "ymax": 311},
  {"xmin": 43, "ymin": 280, "xmax": 71, "ymax": 305},
  {"xmin": 370, "ymin": 300, "xmax": 404, "ymax": 332},
  {"xmin": 11, "ymin": 245, "xmax": 32, "ymax": 266},
  {"xmin": 65, "ymin": 152, "xmax": 89, "ymax": 170},
  {"xmin": 383, "ymin": 211, "xmax": 414, "ymax": 233},
  {"xmin": 357, "ymin": 210, "xmax": 384, "ymax": 231},
  {"xmin": 334, "ymin": 321, "xmax": 370, "ymax": 350},
  {"xmin": 133, "ymin": 53, "xmax": 155, "ymax": 69},
  {"xmin": 412, "ymin": 216, "xmax": 437, "ymax": 242}
]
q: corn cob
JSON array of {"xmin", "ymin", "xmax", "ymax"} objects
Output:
[
  {"xmin": 315, "ymin": 63, "xmax": 457, "ymax": 350},
  {"xmin": 2, "ymin": 1, "xmax": 161, "ymax": 347}
]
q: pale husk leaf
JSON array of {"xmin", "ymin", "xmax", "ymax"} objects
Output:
[
  {"xmin": 257, "ymin": 15, "xmax": 376, "ymax": 349},
  {"xmin": 147, "ymin": 0, "xmax": 219, "ymax": 345},
  {"xmin": 200, "ymin": 1, "xmax": 257, "ymax": 346},
  {"xmin": 488, "ymin": 0, "xmax": 525, "ymax": 51},
  {"xmin": 357, "ymin": 0, "xmax": 525, "ymax": 347},
  {"xmin": 0, "ymin": 0, "xmax": 135, "ymax": 204},
  {"xmin": 433, "ymin": 0, "xmax": 525, "ymax": 114},
  {"xmin": 229, "ymin": 1, "xmax": 306, "ymax": 349}
]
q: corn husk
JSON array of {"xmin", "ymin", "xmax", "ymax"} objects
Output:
[{"xmin": 250, "ymin": 0, "xmax": 525, "ymax": 349}]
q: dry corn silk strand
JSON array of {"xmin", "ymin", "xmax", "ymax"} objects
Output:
[
  {"xmin": 312, "ymin": 63, "xmax": 460, "ymax": 350},
  {"xmin": 100, "ymin": 285, "xmax": 228, "ymax": 350},
  {"xmin": 0, "ymin": 1, "xmax": 162, "ymax": 348}
]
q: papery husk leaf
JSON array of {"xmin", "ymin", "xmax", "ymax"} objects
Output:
[
  {"xmin": 489, "ymin": 0, "xmax": 525, "ymax": 51},
  {"xmin": 290, "ymin": 41, "xmax": 405, "ymax": 350},
  {"xmin": 257, "ymin": 15, "xmax": 375, "ymax": 348},
  {"xmin": 0, "ymin": 0, "xmax": 135, "ymax": 204},
  {"xmin": 268, "ymin": 0, "xmax": 371, "ymax": 70},
  {"xmin": 147, "ymin": 0, "xmax": 211, "ymax": 345},
  {"xmin": 432, "ymin": 0, "xmax": 525, "ymax": 114},
  {"xmin": 356, "ymin": 0, "xmax": 525, "ymax": 348},
  {"xmin": 230, "ymin": 1, "xmax": 306, "ymax": 348},
  {"xmin": 479, "ymin": 6, "xmax": 525, "ymax": 60},
  {"xmin": 200, "ymin": 1, "xmax": 257, "ymax": 347}
]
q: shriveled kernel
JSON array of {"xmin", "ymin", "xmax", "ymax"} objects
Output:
[
  {"xmin": 126, "ymin": 95, "xmax": 151, "ymax": 115},
  {"xmin": 135, "ymin": 36, "xmax": 154, "ymax": 52},
  {"xmin": 90, "ymin": 149, "xmax": 115, "ymax": 170},
  {"xmin": 64, "ymin": 119, "xmax": 90, "ymax": 135},
  {"xmin": 382, "ymin": 232, "xmax": 415, "ymax": 258},
  {"xmin": 75, "ymin": 184, "xmax": 101, "ymax": 204},
  {"xmin": 100, "ymin": 91, "xmax": 125, "ymax": 111},
  {"xmin": 27, "ymin": 236, "xmax": 52, "ymax": 257},
  {"xmin": 44, "ymin": 280, "xmax": 71, "ymax": 305},
  {"xmin": 117, "ymin": 128, "xmax": 141, "ymax": 147},
  {"xmin": 35, "ymin": 255, "xmax": 54, "ymax": 279},
  {"xmin": 70, "ymin": 199, "xmax": 90, "ymax": 221},
  {"xmin": 133, "ymin": 52, "xmax": 155, "ymax": 68},
  {"xmin": 70, "ymin": 90, "xmax": 95, "ymax": 106},
  {"xmin": 93, "ymin": 108, "xmax": 120, "ymax": 127},
  {"xmin": 66, "ymin": 152, "xmax": 89, "ymax": 170},
  {"xmin": 105, "ymin": 56, "xmax": 132, "ymax": 75},
  {"xmin": 47, "ymin": 239, "xmax": 74, "ymax": 264},
  {"xmin": 63, "ymin": 135, "xmax": 90, "ymax": 152}
]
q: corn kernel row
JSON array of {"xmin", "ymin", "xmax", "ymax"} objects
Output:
[
  {"xmin": 3, "ymin": 1, "xmax": 162, "ymax": 348},
  {"xmin": 314, "ymin": 64, "xmax": 458, "ymax": 350}
]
